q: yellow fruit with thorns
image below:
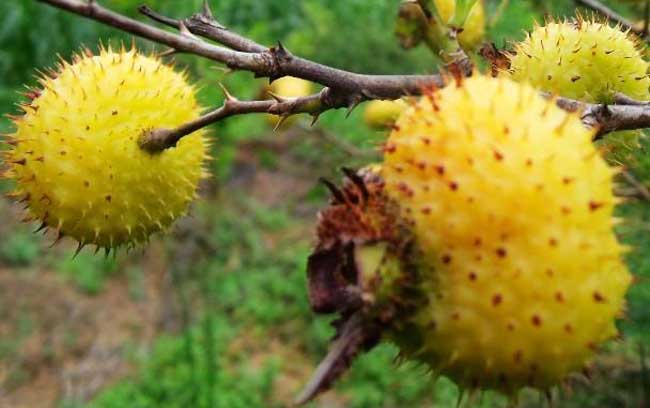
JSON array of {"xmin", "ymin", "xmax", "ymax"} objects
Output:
[
  {"xmin": 1, "ymin": 46, "xmax": 208, "ymax": 251},
  {"xmin": 507, "ymin": 20, "xmax": 650, "ymax": 103},
  {"xmin": 303, "ymin": 75, "xmax": 631, "ymax": 401}
]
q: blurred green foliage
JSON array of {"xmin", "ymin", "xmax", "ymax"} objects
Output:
[
  {"xmin": 0, "ymin": 228, "xmax": 40, "ymax": 267},
  {"xmin": 0, "ymin": 0, "xmax": 648, "ymax": 407},
  {"xmin": 56, "ymin": 252, "xmax": 118, "ymax": 295}
]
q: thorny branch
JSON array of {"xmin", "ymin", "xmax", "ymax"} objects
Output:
[
  {"xmin": 34, "ymin": 0, "xmax": 650, "ymax": 151},
  {"xmin": 140, "ymin": 88, "xmax": 328, "ymax": 152}
]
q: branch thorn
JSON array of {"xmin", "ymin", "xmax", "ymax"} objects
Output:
[
  {"xmin": 201, "ymin": 0, "xmax": 214, "ymax": 20},
  {"xmin": 345, "ymin": 98, "xmax": 362, "ymax": 118},
  {"xmin": 178, "ymin": 20, "xmax": 199, "ymax": 41},
  {"xmin": 218, "ymin": 82, "xmax": 238, "ymax": 102},
  {"xmin": 273, "ymin": 115, "xmax": 290, "ymax": 131},
  {"xmin": 267, "ymin": 91, "xmax": 291, "ymax": 103},
  {"xmin": 310, "ymin": 113, "xmax": 321, "ymax": 127},
  {"xmin": 157, "ymin": 47, "xmax": 178, "ymax": 58}
]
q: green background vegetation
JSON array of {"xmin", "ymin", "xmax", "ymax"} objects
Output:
[{"xmin": 0, "ymin": 1, "xmax": 648, "ymax": 407}]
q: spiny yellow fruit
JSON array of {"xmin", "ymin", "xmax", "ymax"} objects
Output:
[
  {"xmin": 363, "ymin": 99, "xmax": 408, "ymax": 130},
  {"xmin": 265, "ymin": 76, "xmax": 314, "ymax": 127},
  {"xmin": 1, "ymin": 46, "xmax": 208, "ymax": 251},
  {"xmin": 434, "ymin": 0, "xmax": 486, "ymax": 49},
  {"xmin": 507, "ymin": 20, "xmax": 650, "ymax": 103},
  {"xmin": 303, "ymin": 75, "xmax": 631, "ymax": 403},
  {"xmin": 382, "ymin": 75, "xmax": 631, "ymax": 391}
]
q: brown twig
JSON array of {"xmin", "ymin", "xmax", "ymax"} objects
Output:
[
  {"xmin": 139, "ymin": 88, "xmax": 333, "ymax": 152},
  {"xmin": 36, "ymin": 0, "xmax": 650, "ymax": 150},
  {"xmin": 38, "ymin": 0, "xmax": 441, "ymax": 99},
  {"xmin": 138, "ymin": 4, "xmax": 266, "ymax": 53},
  {"xmin": 575, "ymin": 0, "xmax": 647, "ymax": 37}
]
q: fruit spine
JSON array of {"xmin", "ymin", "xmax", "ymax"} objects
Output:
[{"xmin": 1, "ymin": 46, "xmax": 208, "ymax": 251}]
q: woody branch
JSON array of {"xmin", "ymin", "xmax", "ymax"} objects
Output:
[{"xmin": 37, "ymin": 0, "xmax": 650, "ymax": 152}]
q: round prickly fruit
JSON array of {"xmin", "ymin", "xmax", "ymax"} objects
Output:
[
  {"xmin": 382, "ymin": 75, "xmax": 631, "ymax": 391},
  {"xmin": 507, "ymin": 20, "xmax": 650, "ymax": 103},
  {"xmin": 434, "ymin": 0, "xmax": 486, "ymax": 49},
  {"xmin": 264, "ymin": 76, "xmax": 314, "ymax": 127},
  {"xmin": 363, "ymin": 100, "xmax": 408, "ymax": 130},
  {"xmin": 2, "ymin": 47, "xmax": 208, "ymax": 251},
  {"xmin": 303, "ymin": 76, "xmax": 632, "ymax": 403}
]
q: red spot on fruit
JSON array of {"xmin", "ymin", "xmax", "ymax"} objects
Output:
[
  {"xmin": 589, "ymin": 201, "xmax": 604, "ymax": 211},
  {"xmin": 564, "ymin": 323, "xmax": 573, "ymax": 334},
  {"xmin": 384, "ymin": 143, "xmax": 396, "ymax": 154},
  {"xmin": 442, "ymin": 254, "xmax": 452, "ymax": 264},
  {"xmin": 397, "ymin": 182, "xmax": 414, "ymax": 197},
  {"xmin": 449, "ymin": 181, "xmax": 458, "ymax": 191},
  {"xmin": 492, "ymin": 294, "xmax": 503, "ymax": 306},
  {"xmin": 531, "ymin": 315, "xmax": 542, "ymax": 326},
  {"xmin": 468, "ymin": 272, "xmax": 477, "ymax": 281},
  {"xmin": 593, "ymin": 291, "xmax": 606, "ymax": 303},
  {"xmin": 555, "ymin": 291, "xmax": 564, "ymax": 303},
  {"xmin": 496, "ymin": 247, "xmax": 507, "ymax": 258}
]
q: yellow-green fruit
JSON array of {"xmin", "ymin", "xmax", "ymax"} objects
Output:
[
  {"xmin": 507, "ymin": 20, "xmax": 650, "ymax": 103},
  {"xmin": 265, "ymin": 76, "xmax": 314, "ymax": 127},
  {"xmin": 363, "ymin": 100, "xmax": 408, "ymax": 130},
  {"xmin": 2, "ymin": 47, "xmax": 207, "ymax": 250},
  {"xmin": 382, "ymin": 75, "xmax": 631, "ymax": 391},
  {"xmin": 434, "ymin": 0, "xmax": 486, "ymax": 49}
]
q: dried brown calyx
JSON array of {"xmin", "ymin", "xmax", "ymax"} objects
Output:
[{"xmin": 296, "ymin": 167, "xmax": 424, "ymax": 405}]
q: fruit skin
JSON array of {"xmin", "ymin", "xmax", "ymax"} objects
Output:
[
  {"xmin": 264, "ymin": 76, "xmax": 313, "ymax": 127},
  {"xmin": 434, "ymin": 0, "xmax": 486, "ymax": 49},
  {"xmin": 507, "ymin": 20, "xmax": 650, "ymax": 103},
  {"xmin": 381, "ymin": 75, "xmax": 631, "ymax": 391},
  {"xmin": 2, "ymin": 46, "xmax": 208, "ymax": 251},
  {"xmin": 363, "ymin": 100, "xmax": 408, "ymax": 130},
  {"xmin": 304, "ymin": 76, "xmax": 631, "ymax": 401}
]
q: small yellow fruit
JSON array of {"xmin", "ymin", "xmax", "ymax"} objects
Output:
[
  {"xmin": 265, "ymin": 76, "xmax": 314, "ymax": 127},
  {"xmin": 382, "ymin": 75, "xmax": 631, "ymax": 391},
  {"xmin": 507, "ymin": 20, "xmax": 650, "ymax": 103},
  {"xmin": 434, "ymin": 0, "xmax": 486, "ymax": 49},
  {"xmin": 2, "ymin": 46, "xmax": 207, "ymax": 251},
  {"xmin": 363, "ymin": 100, "xmax": 408, "ymax": 130}
]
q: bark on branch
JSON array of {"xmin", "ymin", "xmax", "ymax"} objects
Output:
[{"xmin": 36, "ymin": 0, "xmax": 650, "ymax": 152}]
